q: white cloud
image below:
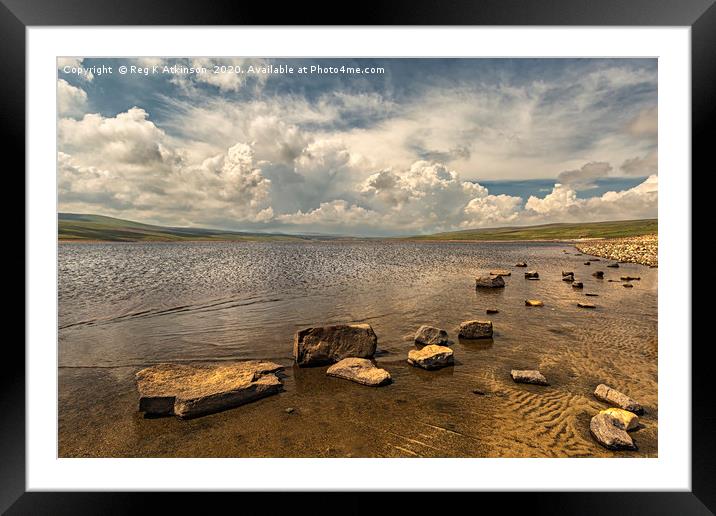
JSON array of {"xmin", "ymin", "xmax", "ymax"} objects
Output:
[
  {"xmin": 523, "ymin": 175, "xmax": 657, "ymax": 223},
  {"xmin": 57, "ymin": 79, "xmax": 88, "ymax": 118},
  {"xmin": 57, "ymin": 57, "xmax": 93, "ymax": 81},
  {"xmin": 557, "ymin": 162, "xmax": 613, "ymax": 190}
]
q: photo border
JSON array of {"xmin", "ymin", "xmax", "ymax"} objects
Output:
[{"xmin": 5, "ymin": 0, "xmax": 710, "ymax": 512}]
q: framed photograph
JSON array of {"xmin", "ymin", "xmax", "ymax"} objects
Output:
[{"xmin": 7, "ymin": 0, "xmax": 710, "ymax": 512}]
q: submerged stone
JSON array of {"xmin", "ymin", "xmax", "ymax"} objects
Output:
[
  {"xmin": 414, "ymin": 325, "xmax": 449, "ymax": 346},
  {"xmin": 510, "ymin": 369, "xmax": 549, "ymax": 386}
]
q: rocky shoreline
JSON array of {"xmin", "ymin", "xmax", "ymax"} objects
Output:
[{"xmin": 575, "ymin": 234, "xmax": 657, "ymax": 267}]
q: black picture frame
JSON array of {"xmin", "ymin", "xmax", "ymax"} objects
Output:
[{"xmin": 4, "ymin": 0, "xmax": 709, "ymax": 513}]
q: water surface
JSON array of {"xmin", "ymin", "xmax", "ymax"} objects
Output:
[{"xmin": 59, "ymin": 241, "xmax": 657, "ymax": 457}]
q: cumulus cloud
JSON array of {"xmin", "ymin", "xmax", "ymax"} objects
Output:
[
  {"xmin": 620, "ymin": 149, "xmax": 657, "ymax": 176},
  {"xmin": 57, "ymin": 59, "xmax": 658, "ymax": 235},
  {"xmin": 523, "ymin": 175, "xmax": 657, "ymax": 223},
  {"xmin": 557, "ymin": 161, "xmax": 612, "ymax": 190},
  {"xmin": 57, "ymin": 57, "xmax": 93, "ymax": 81},
  {"xmin": 57, "ymin": 79, "xmax": 88, "ymax": 118}
]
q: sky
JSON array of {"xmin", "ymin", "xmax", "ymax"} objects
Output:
[{"xmin": 57, "ymin": 58, "xmax": 658, "ymax": 236}]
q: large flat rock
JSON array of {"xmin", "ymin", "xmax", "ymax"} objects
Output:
[
  {"xmin": 136, "ymin": 360, "xmax": 283, "ymax": 418},
  {"xmin": 326, "ymin": 357, "xmax": 391, "ymax": 386},
  {"xmin": 293, "ymin": 323, "xmax": 378, "ymax": 367}
]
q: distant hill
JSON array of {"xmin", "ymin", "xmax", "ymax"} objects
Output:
[
  {"xmin": 58, "ymin": 213, "xmax": 320, "ymax": 242},
  {"xmin": 405, "ymin": 219, "xmax": 657, "ymax": 241}
]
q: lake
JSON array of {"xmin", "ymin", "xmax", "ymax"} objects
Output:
[{"xmin": 58, "ymin": 240, "xmax": 657, "ymax": 457}]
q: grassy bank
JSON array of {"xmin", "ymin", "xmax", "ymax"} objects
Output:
[{"xmin": 404, "ymin": 219, "xmax": 657, "ymax": 242}]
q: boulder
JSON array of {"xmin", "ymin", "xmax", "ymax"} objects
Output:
[
  {"xmin": 585, "ymin": 293, "xmax": 599, "ymax": 297},
  {"xmin": 475, "ymin": 274, "xmax": 506, "ymax": 288},
  {"xmin": 594, "ymin": 384, "xmax": 644, "ymax": 414},
  {"xmin": 572, "ymin": 282, "xmax": 584, "ymax": 289},
  {"xmin": 458, "ymin": 320, "xmax": 493, "ymax": 339},
  {"xmin": 407, "ymin": 345, "xmax": 454, "ymax": 370},
  {"xmin": 562, "ymin": 271, "xmax": 575, "ymax": 277},
  {"xmin": 592, "ymin": 271, "xmax": 604, "ymax": 279},
  {"xmin": 584, "ymin": 261, "xmax": 591, "ymax": 265},
  {"xmin": 490, "ymin": 269, "xmax": 511, "ymax": 277},
  {"xmin": 621, "ymin": 276, "xmax": 641, "ymax": 281},
  {"xmin": 293, "ymin": 324, "xmax": 377, "ymax": 367},
  {"xmin": 524, "ymin": 271, "xmax": 539, "ymax": 279},
  {"xmin": 607, "ymin": 263, "xmax": 620, "ymax": 268},
  {"xmin": 486, "ymin": 308, "xmax": 500, "ymax": 314},
  {"xmin": 562, "ymin": 274, "xmax": 575, "ymax": 282},
  {"xmin": 590, "ymin": 413, "xmax": 636, "ymax": 450},
  {"xmin": 600, "ymin": 407, "xmax": 639, "ymax": 431},
  {"xmin": 623, "ymin": 283, "xmax": 634, "ymax": 288},
  {"xmin": 592, "ymin": 258, "xmax": 601, "ymax": 261},
  {"xmin": 326, "ymin": 358, "xmax": 391, "ymax": 386},
  {"xmin": 414, "ymin": 325, "xmax": 449, "ymax": 346},
  {"xmin": 525, "ymin": 299, "xmax": 544, "ymax": 307},
  {"xmin": 136, "ymin": 361, "xmax": 283, "ymax": 419},
  {"xmin": 510, "ymin": 369, "xmax": 549, "ymax": 386},
  {"xmin": 515, "ymin": 261, "xmax": 528, "ymax": 267},
  {"xmin": 577, "ymin": 302, "xmax": 596, "ymax": 308}
]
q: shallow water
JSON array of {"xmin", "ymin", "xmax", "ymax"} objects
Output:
[{"xmin": 58, "ymin": 240, "xmax": 657, "ymax": 457}]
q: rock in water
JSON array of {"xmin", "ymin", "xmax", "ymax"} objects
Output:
[
  {"xmin": 562, "ymin": 274, "xmax": 575, "ymax": 282},
  {"xmin": 414, "ymin": 325, "xmax": 449, "ymax": 346},
  {"xmin": 510, "ymin": 369, "xmax": 549, "ymax": 386},
  {"xmin": 623, "ymin": 283, "xmax": 634, "ymax": 288},
  {"xmin": 475, "ymin": 274, "xmax": 506, "ymax": 288},
  {"xmin": 490, "ymin": 269, "xmax": 511, "ymax": 277},
  {"xmin": 584, "ymin": 261, "xmax": 591, "ymax": 265},
  {"xmin": 326, "ymin": 358, "xmax": 391, "ymax": 386},
  {"xmin": 600, "ymin": 407, "xmax": 639, "ymax": 431},
  {"xmin": 524, "ymin": 271, "xmax": 539, "ymax": 279},
  {"xmin": 621, "ymin": 276, "xmax": 641, "ymax": 281},
  {"xmin": 525, "ymin": 299, "xmax": 544, "ymax": 307},
  {"xmin": 607, "ymin": 263, "xmax": 620, "ymax": 268},
  {"xmin": 458, "ymin": 320, "xmax": 493, "ymax": 339},
  {"xmin": 592, "ymin": 271, "xmax": 604, "ymax": 279},
  {"xmin": 407, "ymin": 345, "xmax": 454, "ymax": 370},
  {"xmin": 486, "ymin": 308, "xmax": 499, "ymax": 314},
  {"xmin": 293, "ymin": 324, "xmax": 378, "ymax": 367},
  {"xmin": 594, "ymin": 384, "xmax": 644, "ymax": 414},
  {"xmin": 585, "ymin": 293, "xmax": 599, "ymax": 297},
  {"xmin": 515, "ymin": 261, "xmax": 528, "ymax": 267},
  {"xmin": 562, "ymin": 271, "xmax": 574, "ymax": 277},
  {"xmin": 136, "ymin": 361, "xmax": 283, "ymax": 418},
  {"xmin": 590, "ymin": 412, "xmax": 637, "ymax": 450},
  {"xmin": 572, "ymin": 282, "xmax": 584, "ymax": 289},
  {"xmin": 577, "ymin": 302, "xmax": 596, "ymax": 308}
]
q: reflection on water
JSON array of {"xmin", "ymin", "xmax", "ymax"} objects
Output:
[{"xmin": 58, "ymin": 240, "xmax": 657, "ymax": 457}]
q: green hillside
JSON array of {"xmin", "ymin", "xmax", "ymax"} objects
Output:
[
  {"xmin": 58, "ymin": 213, "xmax": 313, "ymax": 242},
  {"xmin": 405, "ymin": 219, "xmax": 657, "ymax": 241}
]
